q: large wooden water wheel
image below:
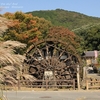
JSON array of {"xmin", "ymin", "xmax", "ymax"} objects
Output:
[{"xmin": 24, "ymin": 38, "xmax": 81, "ymax": 82}]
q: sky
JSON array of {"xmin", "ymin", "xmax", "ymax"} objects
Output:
[{"xmin": 0, "ymin": 0, "xmax": 100, "ymax": 18}]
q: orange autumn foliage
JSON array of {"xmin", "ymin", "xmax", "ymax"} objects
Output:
[{"xmin": 3, "ymin": 11, "xmax": 52, "ymax": 46}]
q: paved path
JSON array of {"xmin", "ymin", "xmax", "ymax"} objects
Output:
[{"xmin": 3, "ymin": 90, "xmax": 100, "ymax": 100}]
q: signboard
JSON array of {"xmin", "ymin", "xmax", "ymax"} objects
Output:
[{"xmin": 44, "ymin": 71, "xmax": 53, "ymax": 79}]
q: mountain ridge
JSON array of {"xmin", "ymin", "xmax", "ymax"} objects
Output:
[{"xmin": 27, "ymin": 9, "xmax": 100, "ymax": 30}]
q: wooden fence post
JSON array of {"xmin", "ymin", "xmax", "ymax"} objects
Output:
[
  {"xmin": 18, "ymin": 79, "xmax": 20, "ymax": 90},
  {"xmin": 73, "ymin": 79, "xmax": 75, "ymax": 90},
  {"xmin": 77, "ymin": 65, "xmax": 80, "ymax": 90},
  {"xmin": 46, "ymin": 80, "xmax": 48, "ymax": 90},
  {"xmin": 86, "ymin": 79, "xmax": 88, "ymax": 90}
]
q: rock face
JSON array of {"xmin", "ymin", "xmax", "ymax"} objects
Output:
[{"xmin": 0, "ymin": 17, "xmax": 9, "ymax": 36}]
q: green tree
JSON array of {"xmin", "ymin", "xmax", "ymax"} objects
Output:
[
  {"xmin": 28, "ymin": 9, "xmax": 100, "ymax": 30},
  {"xmin": 75, "ymin": 24, "xmax": 100, "ymax": 51}
]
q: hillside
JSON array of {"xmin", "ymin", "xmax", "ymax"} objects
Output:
[{"xmin": 27, "ymin": 9, "xmax": 100, "ymax": 30}]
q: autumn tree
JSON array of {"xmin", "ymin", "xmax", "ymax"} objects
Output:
[
  {"xmin": 46, "ymin": 26, "xmax": 80, "ymax": 53},
  {"xmin": 3, "ymin": 11, "xmax": 52, "ymax": 46}
]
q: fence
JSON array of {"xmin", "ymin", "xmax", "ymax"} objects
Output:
[
  {"xmin": 18, "ymin": 79, "xmax": 76, "ymax": 90},
  {"xmin": 86, "ymin": 79, "xmax": 100, "ymax": 90},
  {"xmin": 0, "ymin": 86, "xmax": 8, "ymax": 100}
]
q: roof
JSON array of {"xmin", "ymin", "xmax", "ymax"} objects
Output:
[{"xmin": 82, "ymin": 51, "xmax": 100, "ymax": 57}]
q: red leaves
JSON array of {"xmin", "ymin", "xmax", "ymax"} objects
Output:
[
  {"xmin": 7, "ymin": 20, "xmax": 20, "ymax": 28},
  {"xmin": 48, "ymin": 26, "xmax": 76, "ymax": 40},
  {"xmin": 47, "ymin": 26, "xmax": 79, "ymax": 48}
]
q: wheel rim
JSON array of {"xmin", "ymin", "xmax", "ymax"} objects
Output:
[{"xmin": 24, "ymin": 39, "xmax": 80, "ymax": 80}]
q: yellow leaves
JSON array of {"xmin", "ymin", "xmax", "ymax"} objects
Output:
[
  {"xmin": 30, "ymin": 20, "xmax": 36, "ymax": 25},
  {"xmin": 28, "ymin": 28, "xmax": 38, "ymax": 33},
  {"xmin": 3, "ymin": 12, "xmax": 14, "ymax": 19},
  {"xmin": 25, "ymin": 13, "xmax": 33, "ymax": 18},
  {"xmin": 28, "ymin": 37, "xmax": 38, "ymax": 43},
  {"xmin": 14, "ymin": 11, "xmax": 25, "ymax": 22},
  {"xmin": 15, "ymin": 33, "xmax": 29, "ymax": 42}
]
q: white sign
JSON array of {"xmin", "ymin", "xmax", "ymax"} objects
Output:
[{"xmin": 44, "ymin": 71, "xmax": 53, "ymax": 79}]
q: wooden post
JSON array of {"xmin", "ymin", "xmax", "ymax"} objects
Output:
[
  {"xmin": 73, "ymin": 79, "xmax": 75, "ymax": 90},
  {"xmin": 86, "ymin": 79, "xmax": 88, "ymax": 90},
  {"xmin": 46, "ymin": 80, "xmax": 48, "ymax": 90},
  {"xmin": 18, "ymin": 79, "xmax": 20, "ymax": 90},
  {"xmin": 77, "ymin": 65, "xmax": 80, "ymax": 90},
  {"xmin": 53, "ymin": 70, "xmax": 56, "ymax": 88},
  {"xmin": 83, "ymin": 67, "xmax": 86, "ymax": 79}
]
